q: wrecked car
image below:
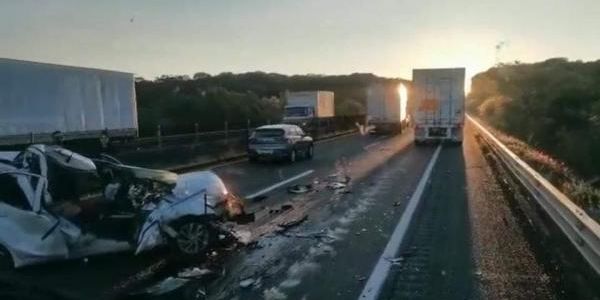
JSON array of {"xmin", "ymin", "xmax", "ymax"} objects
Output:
[{"xmin": 0, "ymin": 144, "xmax": 247, "ymax": 268}]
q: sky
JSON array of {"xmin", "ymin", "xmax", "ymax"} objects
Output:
[{"xmin": 2, "ymin": 0, "xmax": 600, "ymax": 85}]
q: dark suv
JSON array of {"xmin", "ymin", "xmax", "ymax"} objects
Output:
[{"xmin": 247, "ymin": 124, "xmax": 314, "ymax": 162}]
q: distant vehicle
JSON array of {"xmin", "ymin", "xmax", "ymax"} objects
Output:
[
  {"xmin": 412, "ymin": 68, "xmax": 465, "ymax": 145},
  {"xmin": 247, "ymin": 124, "xmax": 314, "ymax": 163},
  {"xmin": 0, "ymin": 145, "xmax": 247, "ymax": 268},
  {"xmin": 367, "ymin": 83, "xmax": 408, "ymax": 134},
  {"xmin": 0, "ymin": 58, "xmax": 138, "ymax": 146},
  {"xmin": 282, "ymin": 91, "xmax": 335, "ymax": 127}
]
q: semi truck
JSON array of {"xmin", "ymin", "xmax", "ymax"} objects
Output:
[
  {"xmin": 282, "ymin": 91, "xmax": 335, "ymax": 126},
  {"xmin": 366, "ymin": 82, "xmax": 408, "ymax": 134},
  {"xmin": 412, "ymin": 68, "xmax": 465, "ymax": 145},
  {"xmin": 0, "ymin": 58, "xmax": 138, "ymax": 146}
]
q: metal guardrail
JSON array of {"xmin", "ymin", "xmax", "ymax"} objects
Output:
[{"xmin": 468, "ymin": 114, "xmax": 600, "ymax": 275}]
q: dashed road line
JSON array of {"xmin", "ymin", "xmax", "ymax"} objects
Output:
[
  {"xmin": 243, "ymin": 169, "xmax": 315, "ymax": 199},
  {"xmin": 358, "ymin": 144, "xmax": 442, "ymax": 300}
]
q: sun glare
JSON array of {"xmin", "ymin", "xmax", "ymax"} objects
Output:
[{"xmin": 398, "ymin": 83, "xmax": 408, "ymax": 121}]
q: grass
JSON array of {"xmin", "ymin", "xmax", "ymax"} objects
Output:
[{"xmin": 480, "ymin": 122, "xmax": 600, "ymax": 222}]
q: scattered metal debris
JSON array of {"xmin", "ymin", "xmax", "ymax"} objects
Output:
[
  {"xmin": 328, "ymin": 182, "xmax": 347, "ymax": 190},
  {"xmin": 239, "ymin": 278, "xmax": 256, "ymax": 288},
  {"xmin": 385, "ymin": 257, "xmax": 405, "ymax": 265},
  {"xmin": 279, "ymin": 231, "xmax": 335, "ymax": 241},
  {"xmin": 178, "ymin": 267, "xmax": 214, "ymax": 279},
  {"xmin": 143, "ymin": 277, "xmax": 189, "ymax": 296},
  {"xmin": 287, "ymin": 184, "xmax": 313, "ymax": 194},
  {"xmin": 277, "ymin": 215, "xmax": 308, "ymax": 232}
]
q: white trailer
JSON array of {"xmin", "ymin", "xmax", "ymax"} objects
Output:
[
  {"xmin": 283, "ymin": 91, "xmax": 334, "ymax": 124},
  {"xmin": 412, "ymin": 68, "xmax": 465, "ymax": 144},
  {"xmin": 366, "ymin": 83, "xmax": 407, "ymax": 134},
  {"xmin": 0, "ymin": 58, "xmax": 138, "ymax": 145}
]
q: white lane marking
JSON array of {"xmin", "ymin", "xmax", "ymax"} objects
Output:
[
  {"xmin": 358, "ymin": 144, "xmax": 442, "ymax": 300},
  {"xmin": 243, "ymin": 169, "xmax": 314, "ymax": 199}
]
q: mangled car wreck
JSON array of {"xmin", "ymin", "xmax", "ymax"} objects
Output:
[{"xmin": 0, "ymin": 144, "xmax": 248, "ymax": 268}]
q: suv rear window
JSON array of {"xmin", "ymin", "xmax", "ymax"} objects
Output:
[{"xmin": 254, "ymin": 129, "xmax": 285, "ymax": 138}]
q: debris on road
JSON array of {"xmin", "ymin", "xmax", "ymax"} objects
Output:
[
  {"xmin": 281, "ymin": 204, "xmax": 293, "ymax": 211},
  {"xmin": 287, "ymin": 184, "xmax": 313, "ymax": 194},
  {"xmin": 328, "ymin": 182, "xmax": 347, "ymax": 190},
  {"xmin": 355, "ymin": 275, "xmax": 367, "ymax": 282},
  {"xmin": 277, "ymin": 215, "xmax": 308, "ymax": 232},
  {"xmin": 385, "ymin": 257, "xmax": 405, "ymax": 265},
  {"xmin": 143, "ymin": 277, "xmax": 189, "ymax": 296},
  {"xmin": 232, "ymin": 229, "xmax": 252, "ymax": 245},
  {"xmin": 239, "ymin": 278, "xmax": 256, "ymax": 289},
  {"xmin": 279, "ymin": 231, "xmax": 335, "ymax": 241},
  {"xmin": 178, "ymin": 267, "xmax": 213, "ymax": 279}
]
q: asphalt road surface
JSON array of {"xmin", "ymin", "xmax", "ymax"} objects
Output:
[{"xmin": 2, "ymin": 122, "xmax": 599, "ymax": 300}]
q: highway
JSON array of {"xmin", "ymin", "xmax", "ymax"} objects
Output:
[{"xmin": 2, "ymin": 121, "xmax": 599, "ymax": 300}]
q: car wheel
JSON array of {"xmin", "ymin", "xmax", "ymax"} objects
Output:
[
  {"xmin": 289, "ymin": 149, "xmax": 297, "ymax": 163},
  {"xmin": 0, "ymin": 245, "xmax": 14, "ymax": 269},
  {"xmin": 306, "ymin": 145, "xmax": 314, "ymax": 159},
  {"xmin": 170, "ymin": 218, "xmax": 214, "ymax": 257}
]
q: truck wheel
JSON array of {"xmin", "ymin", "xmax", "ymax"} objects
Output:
[
  {"xmin": 289, "ymin": 149, "xmax": 297, "ymax": 163},
  {"xmin": 170, "ymin": 217, "xmax": 215, "ymax": 257},
  {"xmin": 0, "ymin": 245, "xmax": 14, "ymax": 269},
  {"xmin": 306, "ymin": 145, "xmax": 314, "ymax": 159}
]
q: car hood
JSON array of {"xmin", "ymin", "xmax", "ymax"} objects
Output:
[{"xmin": 171, "ymin": 171, "xmax": 228, "ymax": 203}]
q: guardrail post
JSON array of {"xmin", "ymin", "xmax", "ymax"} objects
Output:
[
  {"xmin": 194, "ymin": 123, "xmax": 199, "ymax": 144},
  {"xmin": 224, "ymin": 121, "xmax": 229, "ymax": 145},
  {"xmin": 157, "ymin": 125, "xmax": 162, "ymax": 148}
]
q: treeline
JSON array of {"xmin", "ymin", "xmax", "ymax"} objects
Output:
[
  {"xmin": 468, "ymin": 58, "xmax": 600, "ymax": 177},
  {"xmin": 135, "ymin": 72, "xmax": 406, "ymax": 136}
]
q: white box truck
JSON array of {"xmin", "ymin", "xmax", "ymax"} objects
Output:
[
  {"xmin": 0, "ymin": 58, "xmax": 138, "ymax": 145},
  {"xmin": 282, "ymin": 91, "xmax": 335, "ymax": 125},
  {"xmin": 367, "ymin": 82, "xmax": 408, "ymax": 134},
  {"xmin": 412, "ymin": 68, "xmax": 465, "ymax": 145}
]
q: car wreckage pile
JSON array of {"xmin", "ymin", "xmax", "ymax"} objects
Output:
[{"xmin": 0, "ymin": 144, "xmax": 250, "ymax": 269}]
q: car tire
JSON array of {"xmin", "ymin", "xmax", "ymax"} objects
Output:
[
  {"xmin": 289, "ymin": 149, "xmax": 297, "ymax": 163},
  {"xmin": 306, "ymin": 145, "xmax": 314, "ymax": 159},
  {"xmin": 248, "ymin": 155, "xmax": 258, "ymax": 163},
  {"xmin": 169, "ymin": 217, "xmax": 215, "ymax": 258},
  {"xmin": 0, "ymin": 245, "xmax": 14, "ymax": 270}
]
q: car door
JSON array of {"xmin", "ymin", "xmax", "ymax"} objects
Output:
[{"xmin": 0, "ymin": 172, "xmax": 70, "ymax": 267}]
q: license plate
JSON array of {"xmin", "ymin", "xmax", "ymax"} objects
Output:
[{"xmin": 257, "ymin": 149, "xmax": 273, "ymax": 155}]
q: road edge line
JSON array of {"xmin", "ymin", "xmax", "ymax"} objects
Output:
[
  {"xmin": 358, "ymin": 144, "xmax": 442, "ymax": 300},
  {"xmin": 243, "ymin": 169, "xmax": 315, "ymax": 199}
]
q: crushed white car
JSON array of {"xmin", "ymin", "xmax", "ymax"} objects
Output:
[{"xmin": 0, "ymin": 144, "xmax": 248, "ymax": 268}]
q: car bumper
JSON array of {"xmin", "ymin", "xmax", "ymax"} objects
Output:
[{"xmin": 247, "ymin": 146, "xmax": 292, "ymax": 159}]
